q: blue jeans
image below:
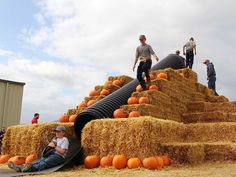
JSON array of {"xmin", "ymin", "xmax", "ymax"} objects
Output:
[
  {"xmin": 186, "ymin": 51, "xmax": 194, "ymax": 69},
  {"xmin": 30, "ymin": 153, "xmax": 65, "ymax": 172},
  {"xmin": 208, "ymin": 76, "xmax": 218, "ymax": 96}
]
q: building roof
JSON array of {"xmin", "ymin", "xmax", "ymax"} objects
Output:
[{"xmin": 0, "ymin": 79, "xmax": 25, "ymax": 86}]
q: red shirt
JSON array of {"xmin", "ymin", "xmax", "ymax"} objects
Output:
[{"xmin": 31, "ymin": 118, "xmax": 38, "ymax": 124}]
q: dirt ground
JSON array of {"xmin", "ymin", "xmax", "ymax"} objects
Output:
[{"xmin": 1, "ymin": 161, "xmax": 236, "ymax": 177}]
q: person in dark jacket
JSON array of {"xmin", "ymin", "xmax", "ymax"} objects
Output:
[{"xmin": 203, "ymin": 59, "xmax": 218, "ymax": 96}]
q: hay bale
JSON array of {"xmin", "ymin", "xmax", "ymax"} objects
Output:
[
  {"xmin": 183, "ymin": 122, "xmax": 236, "ymax": 142},
  {"xmin": 206, "ymin": 95, "xmax": 229, "ymax": 103},
  {"xmin": 160, "ymin": 142, "xmax": 205, "ymax": 164},
  {"xmin": 191, "ymin": 93, "xmax": 206, "ymax": 102},
  {"xmin": 81, "ymin": 117, "xmax": 184, "ymax": 159},
  {"xmin": 177, "ymin": 68, "xmax": 198, "ymax": 83},
  {"xmin": 107, "ymin": 75, "xmax": 134, "ymax": 85},
  {"xmin": 1, "ymin": 123, "xmax": 76, "ymax": 157}
]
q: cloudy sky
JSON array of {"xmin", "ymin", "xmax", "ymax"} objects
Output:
[{"xmin": 0, "ymin": 0, "xmax": 235, "ymax": 123}]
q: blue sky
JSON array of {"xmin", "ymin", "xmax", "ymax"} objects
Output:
[{"xmin": 0, "ymin": 0, "xmax": 236, "ymax": 124}]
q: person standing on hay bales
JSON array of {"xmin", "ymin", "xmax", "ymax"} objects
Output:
[
  {"xmin": 183, "ymin": 37, "xmax": 197, "ymax": 69},
  {"xmin": 203, "ymin": 59, "xmax": 219, "ymax": 96},
  {"xmin": 8, "ymin": 125, "xmax": 69, "ymax": 172},
  {"xmin": 31, "ymin": 113, "xmax": 40, "ymax": 124},
  {"xmin": 133, "ymin": 34, "xmax": 159, "ymax": 90}
]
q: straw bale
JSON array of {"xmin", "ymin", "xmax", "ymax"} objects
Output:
[
  {"xmin": 183, "ymin": 122, "xmax": 236, "ymax": 142},
  {"xmin": 94, "ymin": 84, "xmax": 120, "ymax": 94},
  {"xmin": 204, "ymin": 142, "xmax": 236, "ymax": 161},
  {"xmin": 191, "ymin": 93, "xmax": 206, "ymax": 102},
  {"xmin": 160, "ymin": 142, "xmax": 205, "ymax": 164},
  {"xmin": 182, "ymin": 111, "xmax": 230, "ymax": 123},
  {"xmin": 206, "ymin": 95, "xmax": 229, "ymax": 103},
  {"xmin": 107, "ymin": 75, "xmax": 134, "ymax": 85},
  {"xmin": 67, "ymin": 108, "xmax": 81, "ymax": 116},
  {"xmin": 81, "ymin": 117, "xmax": 184, "ymax": 159},
  {"xmin": 177, "ymin": 68, "xmax": 198, "ymax": 83},
  {"xmin": 84, "ymin": 95, "xmax": 105, "ymax": 103},
  {"xmin": 1, "ymin": 123, "xmax": 76, "ymax": 157}
]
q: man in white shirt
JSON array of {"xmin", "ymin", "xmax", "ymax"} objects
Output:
[
  {"xmin": 8, "ymin": 125, "xmax": 69, "ymax": 172},
  {"xmin": 183, "ymin": 37, "xmax": 197, "ymax": 69},
  {"xmin": 133, "ymin": 35, "xmax": 159, "ymax": 90}
]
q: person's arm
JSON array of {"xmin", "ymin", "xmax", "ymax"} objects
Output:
[
  {"xmin": 55, "ymin": 146, "xmax": 66, "ymax": 155},
  {"xmin": 133, "ymin": 48, "xmax": 139, "ymax": 71},
  {"xmin": 183, "ymin": 44, "xmax": 186, "ymax": 55},
  {"xmin": 148, "ymin": 45, "xmax": 159, "ymax": 61}
]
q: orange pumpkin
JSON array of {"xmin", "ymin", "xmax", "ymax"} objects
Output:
[
  {"xmin": 127, "ymin": 157, "xmax": 142, "ymax": 169},
  {"xmin": 162, "ymin": 155, "xmax": 171, "ymax": 166},
  {"xmin": 0, "ymin": 155, "xmax": 11, "ymax": 163},
  {"xmin": 100, "ymin": 155, "xmax": 113, "ymax": 167},
  {"xmin": 59, "ymin": 114, "xmax": 69, "ymax": 122},
  {"xmin": 136, "ymin": 85, "xmax": 143, "ymax": 92},
  {"xmin": 127, "ymin": 97, "xmax": 139, "ymax": 105},
  {"xmin": 87, "ymin": 100, "xmax": 96, "ymax": 107},
  {"xmin": 149, "ymin": 85, "xmax": 158, "ymax": 90},
  {"xmin": 25, "ymin": 154, "xmax": 37, "ymax": 163},
  {"xmin": 112, "ymin": 79, "xmax": 122, "ymax": 87},
  {"xmin": 155, "ymin": 156, "xmax": 164, "ymax": 169},
  {"xmin": 84, "ymin": 155, "xmax": 100, "ymax": 169},
  {"xmin": 12, "ymin": 156, "xmax": 26, "ymax": 165},
  {"xmin": 128, "ymin": 111, "xmax": 141, "ymax": 118},
  {"xmin": 69, "ymin": 114, "xmax": 77, "ymax": 122},
  {"xmin": 112, "ymin": 155, "xmax": 127, "ymax": 169},
  {"xmin": 138, "ymin": 97, "xmax": 150, "ymax": 104},
  {"xmin": 142, "ymin": 157, "xmax": 158, "ymax": 170},
  {"xmin": 157, "ymin": 72, "xmax": 168, "ymax": 80},
  {"xmin": 100, "ymin": 89, "xmax": 110, "ymax": 96},
  {"xmin": 150, "ymin": 73, "xmax": 156, "ymax": 80},
  {"xmin": 89, "ymin": 90, "xmax": 99, "ymax": 97},
  {"xmin": 113, "ymin": 109, "xmax": 128, "ymax": 118},
  {"xmin": 77, "ymin": 102, "xmax": 87, "ymax": 109}
]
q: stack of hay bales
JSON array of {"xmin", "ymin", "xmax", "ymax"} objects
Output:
[
  {"xmin": 1, "ymin": 123, "xmax": 76, "ymax": 157},
  {"xmin": 67, "ymin": 75, "xmax": 133, "ymax": 116}
]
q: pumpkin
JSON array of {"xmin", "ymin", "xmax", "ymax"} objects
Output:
[
  {"xmin": 100, "ymin": 155, "xmax": 113, "ymax": 167},
  {"xmin": 0, "ymin": 154, "xmax": 11, "ymax": 163},
  {"xmin": 150, "ymin": 73, "xmax": 156, "ymax": 80},
  {"xmin": 89, "ymin": 90, "xmax": 99, "ymax": 97},
  {"xmin": 136, "ymin": 85, "xmax": 143, "ymax": 92},
  {"xmin": 59, "ymin": 114, "xmax": 69, "ymax": 122},
  {"xmin": 84, "ymin": 155, "xmax": 100, "ymax": 169},
  {"xmin": 113, "ymin": 109, "xmax": 128, "ymax": 118},
  {"xmin": 77, "ymin": 102, "xmax": 87, "ymax": 109},
  {"xmin": 112, "ymin": 79, "xmax": 122, "ymax": 87},
  {"xmin": 127, "ymin": 97, "xmax": 139, "ymax": 105},
  {"xmin": 69, "ymin": 114, "xmax": 77, "ymax": 122},
  {"xmin": 127, "ymin": 157, "xmax": 142, "ymax": 169},
  {"xmin": 100, "ymin": 89, "xmax": 110, "ymax": 96},
  {"xmin": 87, "ymin": 100, "xmax": 96, "ymax": 107},
  {"xmin": 12, "ymin": 156, "xmax": 26, "ymax": 165},
  {"xmin": 112, "ymin": 155, "xmax": 127, "ymax": 169},
  {"xmin": 155, "ymin": 156, "xmax": 164, "ymax": 169},
  {"xmin": 157, "ymin": 72, "xmax": 168, "ymax": 80},
  {"xmin": 138, "ymin": 97, "xmax": 150, "ymax": 104},
  {"xmin": 25, "ymin": 154, "xmax": 37, "ymax": 163},
  {"xmin": 128, "ymin": 111, "xmax": 141, "ymax": 118},
  {"xmin": 162, "ymin": 155, "xmax": 171, "ymax": 166},
  {"xmin": 142, "ymin": 157, "xmax": 158, "ymax": 170},
  {"xmin": 149, "ymin": 85, "xmax": 158, "ymax": 90}
]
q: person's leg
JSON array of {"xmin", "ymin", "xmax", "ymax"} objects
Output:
[
  {"xmin": 189, "ymin": 51, "xmax": 194, "ymax": 69},
  {"xmin": 186, "ymin": 52, "xmax": 190, "ymax": 68},
  {"xmin": 144, "ymin": 60, "xmax": 152, "ymax": 85},
  {"xmin": 137, "ymin": 62, "xmax": 146, "ymax": 90},
  {"xmin": 208, "ymin": 77, "xmax": 218, "ymax": 96}
]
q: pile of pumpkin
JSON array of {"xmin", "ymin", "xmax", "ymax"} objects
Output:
[
  {"xmin": 84, "ymin": 154, "xmax": 171, "ymax": 170},
  {"xmin": 0, "ymin": 154, "xmax": 37, "ymax": 165},
  {"xmin": 58, "ymin": 79, "xmax": 124, "ymax": 123}
]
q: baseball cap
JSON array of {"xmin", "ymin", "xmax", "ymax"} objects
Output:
[
  {"xmin": 54, "ymin": 125, "xmax": 66, "ymax": 132},
  {"xmin": 203, "ymin": 59, "xmax": 210, "ymax": 64}
]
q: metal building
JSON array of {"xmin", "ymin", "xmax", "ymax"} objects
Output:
[{"xmin": 0, "ymin": 79, "xmax": 25, "ymax": 129}]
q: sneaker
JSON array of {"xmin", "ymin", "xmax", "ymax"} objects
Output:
[
  {"xmin": 21, "ymin": 163, "xmax": 32, "ymax": 172},
  {"xmin": 7, "ymin": 161, "xmax": 22, "ymax": 172}
]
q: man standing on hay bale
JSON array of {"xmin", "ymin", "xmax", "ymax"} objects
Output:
[
  {"xmin": 203, "ymin": 59, "xmax": 219, "ymax": 96},
  {"xmin": 183, "ymin": 37, "xmax": 197, "ymax": 69},
  {"xmin": 31, "ymin": 113, "xmax": 40, "ymax": 124},
  {"xmin": 8, "ymin": 125, "xmax": 69, "ymax": 172},
  {"xmin": 133, "ymin": 34, "xmax": 159, "ymax": 90}
]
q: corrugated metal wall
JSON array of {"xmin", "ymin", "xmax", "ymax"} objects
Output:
[{"xmin": 0, "ymin": 79, "xmax": 25, "ymax": 129}]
